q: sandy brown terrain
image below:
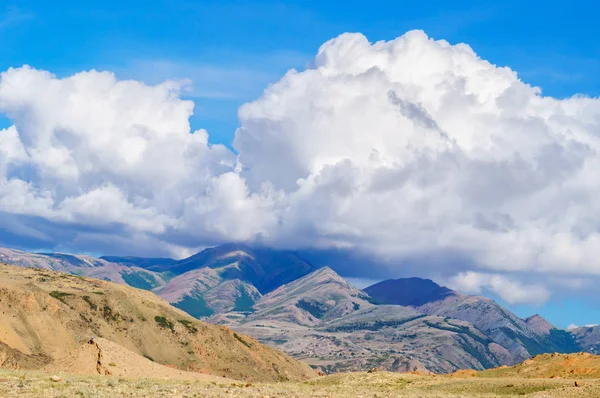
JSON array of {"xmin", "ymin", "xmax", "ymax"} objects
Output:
[
  {"xmin": 0, "ymin": 263, "xmax": 315, "ymax": 382},
  {"xmin": 0, "ymin": 368, "xmax": 599, "ymax": 397}
]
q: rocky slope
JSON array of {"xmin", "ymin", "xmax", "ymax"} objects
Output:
[
  {"xmin": 211, "ymin": 268, "xmax": 511, "ymax": 374},
  {"xmin": 0, "ymin": 263, "xmax": 316, "ymax": 382},
  {"xmin": 366, "ymin": 278, "xmax": 581, "ymax": 364}
]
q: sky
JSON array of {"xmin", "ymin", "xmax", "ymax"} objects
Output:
[{"xmin": 1, "ymin": 0, "xmax": 600, "ymax": 328}]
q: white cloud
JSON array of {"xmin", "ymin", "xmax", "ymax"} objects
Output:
[
  {"xmin": 567, "ymin": 324, "xmax": 579, "ymax": 330},
  {"xmin": 235, "ymin": 30, "xmax": 600, "ymax": 279},
  {"xmin": 448, "ymin": 271, "xmax": 550, "ymax": 306},
  {"xmin": 0, "ymin": 66, "xmax": 274, "ymax": 255},
  {"xmin": 2, "ymin": 31, "xmax": 600, "ymax": 302}
]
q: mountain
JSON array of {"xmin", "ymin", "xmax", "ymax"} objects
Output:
[
  {"xmin": 0, "ymin": 248, "xmax": 166, "ymax": 291},
  {"xmin": 0, "ymin": 244, "xmax": 317, "ymax": 318},
  {"xmin": 150, "ymin": 244, "xmax": 317, "ymax": 317},
  {"xmin": 155, "ymin": 268, "xmax": 263, "ymax": 318},
  {"xmin": 166, "ymin": 243, "xmax": 317, "ymax": 293},
  {"xmin": 99, "ymin": 255, "xmax": 177, "ymax": 269},
  {"xmin": 0, "ymin": 262, "xmax": 316, "ymax": 382},
  {"xmin": 570, "ymin": 326, "xmax": 600, "ymax": 354},
  {"xmin": 364, "ymin": 277, "xmax": 456, "ymax": 306},
  {"xmin": 365, "ymin": 278, "xmax": 582, "ymax": 364},
  {"xmin": 248, "ymin": 267, "xmax": 374, "ymax": 325},
  {"xmin": 211, "ymin": 268, "xmax": 511, "ymax": 374},
  {"xmin": 524, "ymin": 314, "xmax": 557, "ymax": 336}
]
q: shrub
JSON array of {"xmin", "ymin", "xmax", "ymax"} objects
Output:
[{"xmin": 154, "ymin": 316, "xmax": 175, "ymax": 332}]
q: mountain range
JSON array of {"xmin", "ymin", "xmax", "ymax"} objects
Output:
[{"xmin": 0, "ymin": 244, "xmax": 597, "ymax": 374}]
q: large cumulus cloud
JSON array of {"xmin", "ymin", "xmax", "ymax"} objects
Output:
[
  {"xmin": 0, "ymin": 66, "xmax": 276, "ymax": 256},
  {"xmin": 236, "ymin": 31, "xmax": 600, "ymax": 277},
  {"xmin": 2, "ymin": 31, "xmax": 600, "ymax": 304}
]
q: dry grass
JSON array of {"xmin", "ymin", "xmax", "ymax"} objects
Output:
[{"xmin": 1, "ymin": 369, "xmax": 599, "ymax": 397}]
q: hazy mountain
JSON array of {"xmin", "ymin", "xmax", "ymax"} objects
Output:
[
  {"xmin": 364, "ymin": 277, "xmax": 455, "ymax": 306},
  {"xmin": 168, "ymin": 243, "xmax": 317, "ymax": 293}
]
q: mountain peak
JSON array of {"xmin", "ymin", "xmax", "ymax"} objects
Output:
[
  {"xmin": 364, "ymin": 277, "xmax": 455, "ymax": 307},
  {"xmin": 524, "ymin": 314, "xmax": 556, "ymax": 335}
]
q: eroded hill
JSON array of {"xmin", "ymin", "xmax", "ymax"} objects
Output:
[{"xmin": 0, "ymin": 263, "xmax": 316, "ymax": 382}]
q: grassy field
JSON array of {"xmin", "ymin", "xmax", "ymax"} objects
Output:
[{"xmin": 1, "ymin": 369, "xmax": 599, "ymax": 397}]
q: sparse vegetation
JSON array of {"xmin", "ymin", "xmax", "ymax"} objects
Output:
[
  {"xmin": 102, "ymin": 305, "xmax": 121, "ymax": 322},
  {"xmin": 1, "ymin": 368, "xmax": 597, "ymax": 398},
  {"xmin": 233, "ymin": 289, "xmax": 256, "ymax": 312},
  {"xmin": 81, "ymin": 296, "xmax": 97, "ymax": 310},
  {"xmin": 172, "ymin": 293, "xmax": 214, "ymax": 318},
  {"xmin": 154, "ymin": 316, "xmax": 175, "ymax": 332},
  {"xmin": 296, "ymin": 299, "xmax": 328, "ymax": 319},
  {"xmin": 233, "ymin": 333, "xmax": 252, "ymax": 348},
  {"xmin": 177, "ymin": 319, "xmax": 198, "ymax": 334},
  {"xmin": 49, "ymin": 290, "xmax": 74, "ymax": 304},
  {"xmin": 121, "ymin": 271, "xmax": 158, "ymax": 291}
]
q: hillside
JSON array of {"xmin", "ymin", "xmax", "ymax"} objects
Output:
[
  {"xmin": 479, "ymin": 352, "xmax": 600, "ymax": 379},
  {"xmin": 0, "ymin": 263, "xmax": 316, "ymax": 382}
]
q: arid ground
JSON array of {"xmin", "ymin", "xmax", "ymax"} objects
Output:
[{"xmin": 1, "ymin": 368, "xmax": 599, "ymax": 397}]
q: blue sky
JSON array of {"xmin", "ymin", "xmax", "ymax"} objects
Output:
[
  {"xmin": 1, "ymin": 1, "xmax": 600, "ymax": 329},
  {"xmin": 2, "ymin": 0, "xmax": 599, "ymax": 147}
]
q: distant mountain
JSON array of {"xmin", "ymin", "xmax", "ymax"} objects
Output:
[
  {"xmin": 99, "ymin": 256, "xmax": 177, "ymax": 269},
  {"xmin": 0, "ymin": 248, "xmax": 165, "ymax": 290},
  {"xmin": 166, "ymin": 243, "xmax": 317, "ymax": 294},
  {"xmin": 212, "ymin": 267, "xmax": 510, "ymax": 373},
  {"xmin": 570, "ymin": 326, "xmax": 600, "ymax": 354},
  {"xmin": 248, "ymin": 267, "xmax": 373, "ymax": 325},
  {"xmin": 365, "ymin": 278, "xmax": 580, "ymax": 363},
  {"xmin": 524, "ymin": 314, "xmax": 557, "ymax": 336},
  {"xmin": 364, "ymin": 277, "xmax": 455, "ymax": 306},
  {"xmin": 150, "ymin": 244, "xmax": 317, "ymax": 317}
]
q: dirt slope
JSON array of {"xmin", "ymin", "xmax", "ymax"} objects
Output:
[
  {"xmin": 44, "ymin": 337, "xmax": 230, "ymax": 381},
  {"xmin": 0, "ymin": 263, "xmax": 316, "ymax": 382},
  {"xmin": 479, "ymin": 352, "xmax": 600, "ymax": 378}
]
